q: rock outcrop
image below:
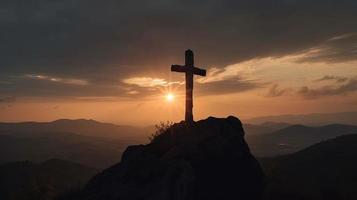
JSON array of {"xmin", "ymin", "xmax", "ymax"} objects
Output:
[{"xmin": 80, "ymin": 116, "xmax": 264, "ymax": 200}]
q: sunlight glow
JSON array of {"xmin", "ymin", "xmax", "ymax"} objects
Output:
[{"xmin": 166, "ymin": 93, "xmax": 175, "ymax": 102}]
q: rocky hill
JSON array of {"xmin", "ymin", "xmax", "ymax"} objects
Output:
[{"xmin": 78, "ymin": 116, "xmax": 264, "ymax": 200}]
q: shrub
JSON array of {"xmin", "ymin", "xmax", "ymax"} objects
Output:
[{"xmin": 149, "ymin": 121, "xmax": 173, "ymax": 142}]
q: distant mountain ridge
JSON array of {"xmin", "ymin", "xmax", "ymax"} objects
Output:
[
  {"xmin": 0, "ymin": 119, "xmax": 149, "ymax": 141},
  {"xmin": 0, "ymin": 119, "xmax": 152, "ymax": 168},
  {"xmin": 243, "ymin": 122, "xmax": 291, "ymax": 136},
  {"xmin": 3, "ymin": 119, "xmax": 357, "ymax": 161},
  {"xmin": 246, "ymin": 123, "xmax": 357, "ymax": 157},
  {"xmin": 0, "ymin": 131, "xmax": 127, "ymax": 168},
  {"xmin": 246, "ymin": 112, "xmax": 357, "ymax": 126}
]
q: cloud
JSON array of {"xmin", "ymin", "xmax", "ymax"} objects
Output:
[
  {"xmin": 194, "ymin": 64, "xmax": 264, "ymax": 95},
  {"xmin": 314, "ymin": 75, "xmax": 348, "ymax": 83},
  {"xmin": 266, "ymin": 84, "xmax": 290, "ymax": 97},
  {"xmin": 197, "ymin": 66, "xmax": 246, "ymax": 84},
  {"xmin": 0, "ymin": 0, "xmax": 357, "ymax": 99},
  {"xmin": 122, "ymin": 74, "xmax": 262, "ymax": 97},
  {"xmin": 296, "ymin": 33, "xmax": 357, "ymax": 63},
  {"xmin": 127, "ymin": 90, "xmax": 139, "ymax": 95},
  {"xmin": 0, "ymin": 74, "xmax": 124, "ymax": 98},
  {"xmin": 122, "ymin": 77, "xmax": 186, "ymax": 97},
  {"xmin": 24, "ymin": 74, "xmax": 89, "ymax": 86},
  {"xmin": 196, "ymin": 77, "xmax": 263, "ymax": 96},
  {"xmin": 328, "ymin": 33, "xmax": 357, "ymax": 41},
  {"xmin": 298, "ymin": 78, "xmax": 357, "ymax": 98},
  {"xmin": 1, "ymin": 0, "xmax": 357, "ymax": 70},
  {"xmin": 122, "ymin": 77, "xmax": 169, "ymax": 88},
  {"xmin": 0, "ymin": 96, "xmax": 16, "ymax": 103}
]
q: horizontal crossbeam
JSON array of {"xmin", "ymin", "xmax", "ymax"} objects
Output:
[
  {"xmin": 171, "ymin": 65, "xmax": 186, "ymax": 73},
  {"xmin": 171, "ymin": 65, "xmax": 206, "ymax": 76},
  {"xmin": 192, "ymin": 67, "xmax": 206, "ymax": 76}
]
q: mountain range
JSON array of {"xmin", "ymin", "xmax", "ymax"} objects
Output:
[
  {"xmin": 246, "ymin": 123, "xmax": 357, "ymax": 157},
  {"xmin": 0, "ymin": 119, "xmax": 150, "ymax": 141},
  {"xmin": 246, "ymin": 112, "xmax": 357, "ymax": 126},
  {"xmin": 1, "ymin": 117, "xmax": 357, "ymax": 199},
  {"xmin": 0, "ymin": 119, "xmax": 151, "ymax": 168},
  {"xmin": 1, "ymin": 119, "xmax": 357, "ymax": 168}
]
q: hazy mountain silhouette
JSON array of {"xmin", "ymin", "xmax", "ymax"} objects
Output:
[
  {"xmin": 2, "ymin": 118, "xmax": 356, "ymax": 199},
  {"xmin": 246, "ymin": 124, "xmax": 357, "ymax": 157},
  {"xmin": 2, "ymin": 119, "xmax": 357, "ymax": 167},
  {"xmin": 0, "ymin": 119, "xmax": 152, "ymax": 168},
  {"xmin": 0, "ymin": 159, "xmax": 97, "ymax": 200},
  {"xmin": 246, "ymin": 112, "xmax": 357, "ymax": 126},
  {"xmin": 243, "ymin": 122, "xmax": 291, "ymax": 136},
  {"xmin": 262, "ymin": 134, "xmax": 357, "ymax": 200},
  {"xmin": 0, "ymin": 119, "xmax": 150, "ymax": 142},
  {"xmin": 0, "ymin": 132, "xmax": 130, "ymax": 168},
  {"xmin": 75, "ymin": 116, "xmax": 264, "ymax": 200}
]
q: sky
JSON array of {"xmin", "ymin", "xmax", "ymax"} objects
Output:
[{"xmin": 0, "ymin": 0, "xmax": 357, "ymax": 125}]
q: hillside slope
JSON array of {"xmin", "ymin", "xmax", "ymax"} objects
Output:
[
  {"xmin": 0, "ymin": 132, "xmax": 128, "ymax": 168},
  {"xmin": 0, "ymin": 159, "xmax": 97, "ymax": 200},
  {"xmin": 262, "ymin": 134, "xmax": 357, "ymax": 200}
]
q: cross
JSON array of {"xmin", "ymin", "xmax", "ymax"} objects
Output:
[{"xmin": 171, "ymin": 49, "xmax": 206, "ymax": 122}]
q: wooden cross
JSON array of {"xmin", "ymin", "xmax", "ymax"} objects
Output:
[{"xmin": 171, "ymin": 49, "xmax": 206, "ymax": 122}]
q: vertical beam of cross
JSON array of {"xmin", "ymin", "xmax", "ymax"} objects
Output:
[
  {"xmin": 185, "ymin": 50, "xmax": 194, "ymax": 122},
  {"xmin": 171, "ymin": 49, "xmax": 206, "ymax": 122}
]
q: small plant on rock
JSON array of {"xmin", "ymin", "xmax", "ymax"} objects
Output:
[{"xmin": 149, "ymin": 121, "xmax": 173, "ymax": 142}]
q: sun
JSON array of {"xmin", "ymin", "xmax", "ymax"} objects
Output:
[{"xmin": 166, "ymin": 93, "xmax": 175, "ymax": 102}]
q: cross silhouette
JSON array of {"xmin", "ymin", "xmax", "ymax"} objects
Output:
[{"xmin": 171, "ymin": 49, "xmax": 206, "ymax": 122}]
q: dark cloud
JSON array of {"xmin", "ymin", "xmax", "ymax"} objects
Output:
[
  {"xmin": 196, "ymin": 78, "xmax": 264, "ymax": 96},
  {"xmin": 0, "ymin": 96, "xmax": 16, "ymax": 103},
  {"xmin": 296, "ymin": 33, "xmax": 357, "ymax": 63},
  {"xmin": 0, "ymin": 0, "xmax": 357, "ymax": 98},
  {"xmin": 298, "ymin": 77, "xmax": 357, "ymax": 98},
  {"xmin": 0, "ymin": 75, "xmax": 126, "ymax": 98}
]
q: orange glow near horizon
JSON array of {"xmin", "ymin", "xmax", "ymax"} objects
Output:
[
  {"xmin": 2, "ymin": 90, "xmax": 356, "ymax": 126},
  {"xmin": 1, "ymin": 53, "xmax": 357, "ymax": 125}
]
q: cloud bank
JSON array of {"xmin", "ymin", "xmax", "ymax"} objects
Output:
[{"xmin": 0, "ymin": 0, "xmax": 357, "ymax": 99}]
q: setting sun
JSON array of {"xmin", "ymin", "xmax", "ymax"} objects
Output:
[{"xmin": 166, "ymin": 93, "xmax": 175, "ymax": 102}]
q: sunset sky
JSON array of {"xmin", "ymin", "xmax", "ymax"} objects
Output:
[{"xmin": 0, "ymin": 0, "xmax": 357, "ymax": 125}]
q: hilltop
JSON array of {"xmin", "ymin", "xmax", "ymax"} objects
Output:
[{"xmin": 78, "ymin": 116, "xmax": 264, "ymax": 200}]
